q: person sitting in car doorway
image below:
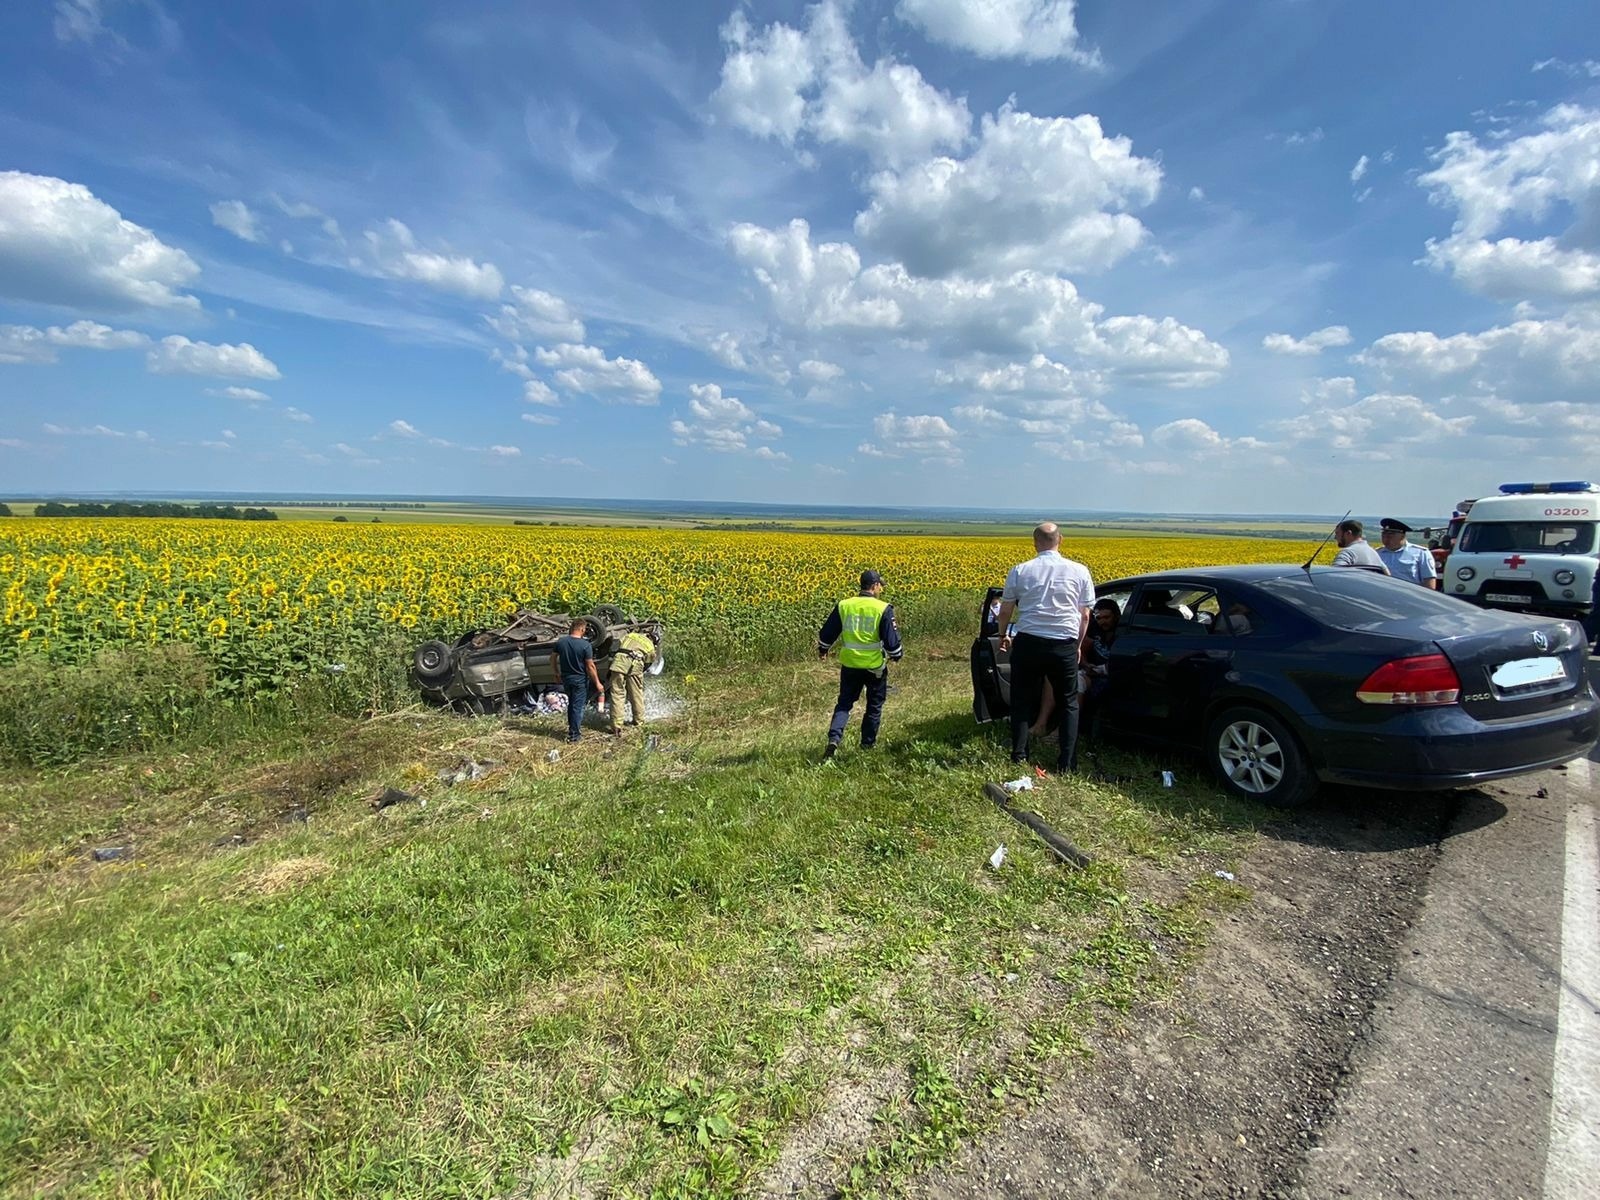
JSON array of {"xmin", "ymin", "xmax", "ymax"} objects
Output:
[
  {"xmin": 1034, "ymin": 598, "xmax": 1124, "ymax": 738},
  {"xmin": 605, "ymin": 627, "xmax": 658, "ymax": 735}
]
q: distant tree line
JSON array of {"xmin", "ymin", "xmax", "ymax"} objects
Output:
[
  {"xmin": 0, "ymin": 503, "xmax": 12, "ymax": 518},
  {"xmin": 33, "ymin": 501, "xmax": 278, "ymax": 520},
  {"xmin": 273, "ymin": 500, "xmax": 428, "ymax": 509}
]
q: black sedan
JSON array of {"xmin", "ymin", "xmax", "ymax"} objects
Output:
[{"xmin": 971, "ymin": 565, "xmax": 1600, "ymax": 807}]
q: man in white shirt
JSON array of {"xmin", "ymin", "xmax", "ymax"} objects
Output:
[{"xmin": 995, "ymin": 522, "xmax": 1095, "ymax": 773}]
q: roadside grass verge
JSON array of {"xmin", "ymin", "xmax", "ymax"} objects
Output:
[{"xmin": 0, "ymin": 631, "xmax": 1260, "ymax": 1198}]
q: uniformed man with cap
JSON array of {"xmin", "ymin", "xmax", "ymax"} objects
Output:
[
  {"xmin": 1376, "ymin": 518, "xmax": 1438, "ymax": 588},
  {"xmin": 817, "ymin": 569, "xmax": 903, "ymax": 760}
]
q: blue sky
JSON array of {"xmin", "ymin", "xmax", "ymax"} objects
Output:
[{"xmin": 2, "ymin": 0, "xmax": 1598, "ymax": 513}]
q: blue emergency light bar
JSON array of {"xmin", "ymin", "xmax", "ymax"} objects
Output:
[{"xmin": 1497, "ymin": 481, "xmax": 1595, "ymax": 494}]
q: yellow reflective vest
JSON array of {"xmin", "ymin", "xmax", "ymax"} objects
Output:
[{"xmin": 837, "ymin": 595, "xmax": 889, "ymax": 669}]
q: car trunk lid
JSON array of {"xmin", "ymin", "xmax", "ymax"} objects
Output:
[{"xmin": 1430, "ymin": 617, "xmax": 1589, "ymax": 720}]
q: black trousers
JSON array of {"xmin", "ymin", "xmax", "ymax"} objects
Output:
[
  {"xmin": 1009, "ymin": 632, "xmax": 1079, "ymax": 771},
  {"xmin": 829, "ymin": 666, "xmax": 888, "ymax": 747}
]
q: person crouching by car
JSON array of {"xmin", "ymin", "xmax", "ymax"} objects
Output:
[
  {"xmin": 555, "ymin": 618, "xmax": 605, "ymax": 743},
  {"xmin": 817, "ymin": 569, "xmax": 903, "ymax": 761},
  {"xmin": 605, "ymin": 627, "xmax": 658, "ymax": 735}
]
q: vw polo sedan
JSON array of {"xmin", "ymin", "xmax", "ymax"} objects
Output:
[{"xmin": 971, "ymin": 565, "xmax": 1599, "ymax": 807}]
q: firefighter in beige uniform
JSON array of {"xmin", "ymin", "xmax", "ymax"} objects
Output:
[{"xmin": 604, "ymin": 629, "xmax": 658, "ymax": 733}]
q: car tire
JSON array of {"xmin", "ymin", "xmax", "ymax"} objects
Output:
[
  {"xmin": 412, "ymin": 640, "xmax": 454, "ymax": 684},
  {"xmin": 1205, "ymin": 706, "xmax": 1316, "ymax": 809},
  {"xmin": 593, "ymin": 603, "xmax": 629, "ymax": 627},
  {"xmin": 582, "ymin": 614, "xmax": 613, "ymax": 652}
]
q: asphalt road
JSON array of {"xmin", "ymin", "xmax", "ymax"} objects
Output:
[{"xmin": 1294, "ymin": 664, "xmax": 1600, "ymax": 1200}]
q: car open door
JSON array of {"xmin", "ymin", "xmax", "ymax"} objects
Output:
[{"xmin": 971, "ymin": 586, "xmax": 1011, "ymax": 722}]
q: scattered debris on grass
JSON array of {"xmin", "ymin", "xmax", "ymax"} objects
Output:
[
  {"xmin": 90, "ymin": 846, "xmax": 130, "ymax": 862},
  {"xmin": 436, "ymin": 759, "xmax": 501, "ymax": 786}
]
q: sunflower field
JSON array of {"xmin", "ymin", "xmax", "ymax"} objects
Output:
[{"xmin": 1, "ymin": 519, "xmax": 1314, "ymax": 687}]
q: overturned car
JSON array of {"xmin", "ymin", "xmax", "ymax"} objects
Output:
[{"xmin": 410, "ymin": 605, "xmax": 664, "ymax": 714}]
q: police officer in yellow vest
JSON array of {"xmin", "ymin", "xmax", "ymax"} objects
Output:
[
  {"xmin": 604, "ymin": 628, "xmax": 659, "ymax": 734},
  {"xmin": 817, "ymin": 569, "xmax": 903, "ymax": 761}
]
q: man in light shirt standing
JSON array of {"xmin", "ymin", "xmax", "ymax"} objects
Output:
[
  {"xmin": 995, "ymin": 522, "xmax": 1095, "ymax": 774},
  {"xmin": 1329, "ymin": 519, "xmax": 1389, "ymax": 573}
]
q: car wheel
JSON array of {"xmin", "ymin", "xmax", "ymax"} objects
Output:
[
  {"xmin": 412, "ymin": 640, "xmax": 454, "ymax": 684},
  {"xmin": 593, "ymin": 603, "xmax": 629, "ymax": 626},
  {"xmin": 582, "ymin": 614, "xmax": 613, "ymax": 652},
  {"xmin": 1206, "ymin": 706, "xmax": 1316, "ymax": 808},
  {"xmin": 453, "ymin": 695, "xmax": 489, "ymax": 716}
]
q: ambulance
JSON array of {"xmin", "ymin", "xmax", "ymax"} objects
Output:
[{"xmin": 1443, "ymin": 481, "xmax": 1600, "ymax": 643}]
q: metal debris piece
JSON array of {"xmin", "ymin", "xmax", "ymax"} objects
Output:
[
  {"xmin": 91, "ymin": 846, "xmax": 131, "ymax": 862},
  {"xmin": 370, "ymin": 787, "xmax": 418, "ymax": 812},
  {"xmin": 982, "ymin": 782, "xmax": 1092, "ymax": 870}
]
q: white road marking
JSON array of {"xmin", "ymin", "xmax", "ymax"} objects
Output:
[
  {"xmin": 1566, "ymin": 756, "xmax": 1591, "ymax": 788},
  {"xmin": 1543, "ymin": 799, "xmax": 1600, "ymax": 1200}
]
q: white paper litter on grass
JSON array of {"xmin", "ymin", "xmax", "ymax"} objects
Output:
[
  {"xmin": 1001, "ymin": 776, "xmax": 1034, "ymax": 793},
  {"xmin": 989, "ymin": 844, "xmax": 1007, "ymax": 870}
]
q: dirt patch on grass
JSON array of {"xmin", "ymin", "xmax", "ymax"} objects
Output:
[
  {"xmin": 241, "ymin": 855, "xmax": 335, "ymax": 896},
  {"xmin": 752, "ymin": 1064, "xmax": 907, "ymax": 1199},
  {"xmin": 910, "ymin": 788, "xmax": 1452, "ymax": 1198}
]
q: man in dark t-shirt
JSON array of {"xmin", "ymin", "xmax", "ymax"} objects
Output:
[{"xmin": 555, "ymin": 618, "xmax": 605, "ymax": 742}]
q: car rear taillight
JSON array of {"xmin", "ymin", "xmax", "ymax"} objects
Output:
[{"xmin": 1356, "ymin": 654, "xmax": 1461, "ymax": 706}]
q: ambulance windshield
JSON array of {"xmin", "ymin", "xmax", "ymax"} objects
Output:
[{"xmin": 1459, "ymin": 521, "xmax": 1595, "ymax": 555}]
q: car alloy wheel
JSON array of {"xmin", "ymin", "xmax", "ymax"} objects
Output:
[{"xmin": 1206, "ymin": 706, "xmax": 1316, "ymax": 808}]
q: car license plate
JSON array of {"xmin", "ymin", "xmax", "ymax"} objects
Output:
[
  {"xmin": 1483, "ymin": 593, "xmax": 1524, "ymax": 604},
  {"xmin": 1490, "ymin": 657, "xmax": 1566, "ymax": 689}
]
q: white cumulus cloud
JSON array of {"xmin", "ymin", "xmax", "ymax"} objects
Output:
[
  {"xmin": 1418, "ymin": 104, "xmax": 1600, "ymax": 300},
  {"xmin": 854, "ymin": 103, "xmax": 1160, "ymax": 277},
  {"xmin": 207, "ymin": 386, "xmax": 271, "ymax": 403},
  {"xmin": 896, "ymin": 0, "xmax": 1098, "ymax": 65},
  {"xmin": 359, "ymin": 219, "xmax": 504, "ymax": 300},
  {"xmin": 534, "ymin": 342, "xmax": 663, "ymax": 404},
  {"xmin": 1262, "ymin": 325, "xmax": 1353, "ymax": 356},
  {"xmin": 0, "ymin": 319, "xmax": 148, "ymax": 364},
  {"xmin": 147, "ymin": 335, "xmax": 280, "ymax": 379},
  {"xmin": 729, "ymin": 218, "xmax": 1227, "ymax": 378},
  {"xmin": 0, "ymin": 171, "xmax": 200, "ymax": 311},
  {"xmin": 486, "ymin": 285, "xmax": 585, "ymax": 343},
  {"xmin": 715, "ymin": 2, "xmax": 971, "ymax": 168},
  {"xmin": 861, "ymin": 411, "xmax": 960, "ymax": 463},
  {"xmin": 1355, "ymin": 315, "xmax": 1600, "ymax": 398},
  {"xmin": 669, "ymin": 383, "xmax": 785, "ymax": 455}
]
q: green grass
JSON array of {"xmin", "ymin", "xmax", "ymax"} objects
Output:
[{"xmin": 0, "ymin": 633, "xmax": 1261, "ymax": 1198}]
